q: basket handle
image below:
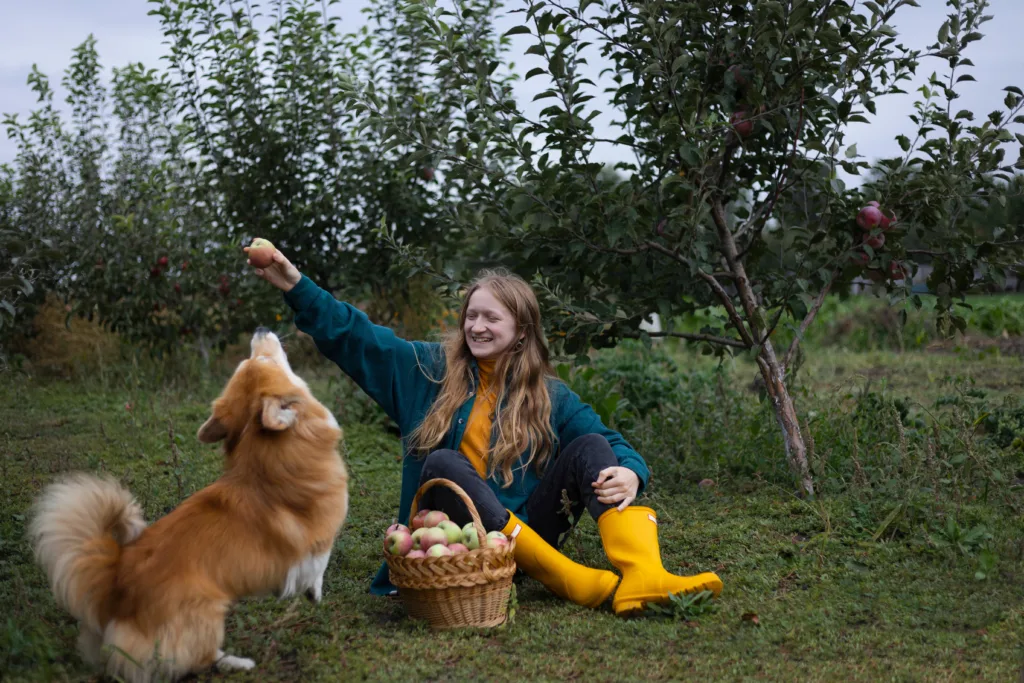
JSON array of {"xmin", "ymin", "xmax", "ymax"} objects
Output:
[{"xmin": 409, "ymin": 478, "xmax": 488, "ymax": 550}]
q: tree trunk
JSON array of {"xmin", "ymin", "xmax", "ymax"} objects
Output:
[{"xmin": 756, "ymin": 340, "xmax": 814, "ymax": 498}]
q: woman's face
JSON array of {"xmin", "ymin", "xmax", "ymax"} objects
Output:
[{"xmin": 464, "ymin": 286, "xmax": 521, "ymax": 360}]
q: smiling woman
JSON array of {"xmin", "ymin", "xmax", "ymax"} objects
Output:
[{"xmin": 246, "ymin": 243, "xmax": 723, "ymax": 615}]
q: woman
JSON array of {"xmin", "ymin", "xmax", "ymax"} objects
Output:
[{"xmin": 246, "ymin": 245, "xmax": 722, "ymax": 615}]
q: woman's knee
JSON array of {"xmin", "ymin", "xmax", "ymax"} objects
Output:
[
  {"xmin": 421, "ymin": 449, "xmax": 465, "ymax": 476},
  {"xmin": 563, "ymin": 433, "xmax": 612, "ymax": 456}
]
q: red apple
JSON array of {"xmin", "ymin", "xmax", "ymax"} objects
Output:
[
  {"xmin": 411, "ymin": 527, "xmax": 428, "ymax": 550},
  {"xmin": 727, "ymin": 64, "xmax": 748, "ymax": 88},
  {"xmin": 856, "ymin": 205, "xmax": 883, "ymax": 231},
  {"xmin": 850, "ymin": 250, "xmax": 870, "ymax": 268},
  {"xmin": 864, "ymin": 232, "xmax": 885, "ymax": 250},
  {"xmin": 150, "ymin": 266, "xmax": 162, "ymax": 278},
  {"xmin": 420, "ymin": 167, "xmax": 435, "ymax": 182},
  {"xmin": 385, "ymin": 529, "xmax": 414, "ymax": 556},
  {"xmin": 427, "ymin": 544, "xmax": 453, "ymax": 557},
  {"xmin": 423, "ymin": 510, "xmax": 450, "ymax": 528},
  {"xmin": 888, "ymin": 260, "xmax": 908, "ymax": 280},
  {"xmin": 410, "ymin": 509, "xmax": 431, "ymax": 530},
  {"xmin": 405, "ymin": 549, "xmax": 426, "ymax": 559},
  {"xmin": 419, "ymin": 527, "xmax": 448, "ymax": 551},
  {"xmin": 248, "ymin": 237, "xmax": 276, "ymax": 269},
  {"xmin": 867, "ymin": 200, "xmax": 880, "ymax": 208},
  {"xmin": 174, "ymin": 283, "xmax": 182, "ymax": 293},
  {"xmin": 448, "ymin": 543, "xmax": 469, "ymax": 555},
  {"xmin": 385, "ymin": 523, "xmax": 410, "ymax": 538},
  {"xmin": 730, "ymin": 110, "xmax": 754, "ymax": 137},
  {"xmin": 485, "ymin": 531, "xmax": 509, "ymax": 548},
  {"xmin": 157, "ymin": 256, "xmax": 169, "ymax": 267},
  {"xmin": 181, "ymin": 261, "xmax": 189, "ymax": 270}
]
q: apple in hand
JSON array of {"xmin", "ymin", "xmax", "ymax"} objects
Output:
[
  {"xmin": 427, "ymin": 544, "xmax": 453, "ymax": 557},
  {"xmin": 423, "ymin": 510, "xmax": 450, "ymax": 528},
  {"xmin": 462, "ymin": 523, "xmax": 482, "ymax": 550},
  {"xmin": 385, "ymin": 530, "xmax": 413, "ymax": 556},
  {"xmin": 411, "ymin": 509, "xmax": 431, "ymax": 530},
  {"xmin": 436, "ymin": 520, "xmax": 463, "ymax": 545},
  {"xmin": 419, "ymin": 527, "xmax": 448, "ymax": 551},
  {"xmin": 247, "ymin": 238, "xmax": 276, "ymax": 268}
]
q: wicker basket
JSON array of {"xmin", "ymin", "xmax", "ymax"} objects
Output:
[{"xmin": 383, "ymin": 478, "xmax": 517, "ymax": 629}]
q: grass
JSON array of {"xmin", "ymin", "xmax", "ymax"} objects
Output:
[{"xmin": 1, "ymin": 347, "xmax": 1023, "ymax": 682}]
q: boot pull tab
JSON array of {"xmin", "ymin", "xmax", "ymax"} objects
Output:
[{"xmin": 648, "ymin": 514, "xmax": 657, "ymax": 525}]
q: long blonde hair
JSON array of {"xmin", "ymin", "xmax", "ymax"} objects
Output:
[{"xmin": 409, "ymin": 269, "xmax": 557, "ymax": 486}]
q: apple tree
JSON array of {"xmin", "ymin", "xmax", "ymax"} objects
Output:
[{"xmin": 360, "ymin": 0, "xmax": 1024, "ymax": 496}]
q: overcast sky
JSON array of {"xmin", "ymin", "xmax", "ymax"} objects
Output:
[{"xmin": 3, "ymin": 0, "xmax": 1024, "ymax": 176}]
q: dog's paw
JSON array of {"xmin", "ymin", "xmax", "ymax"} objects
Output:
[
  {"xmin": 305, "ymin": 585, "xmax": 322, "ymax": 603},
  {"xmin": 216, "ymin": 654, "xmax": 256, "ymax": 672}
]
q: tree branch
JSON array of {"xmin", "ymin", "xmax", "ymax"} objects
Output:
[
  {"xmin": 783, "ymin": 270, "xmax": 837, "ymax": 372},
  {"xmin": 621, "ymin": 330, "xmax": 747, "ymax": 348}
]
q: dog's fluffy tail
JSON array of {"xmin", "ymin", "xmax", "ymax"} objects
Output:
[{"xmin": 28, "ymin": 474, "xmax": 146, "ymax": 633}]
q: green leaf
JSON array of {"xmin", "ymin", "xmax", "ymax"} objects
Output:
[{"xmin": 504, "ymin": 25, "xmax": 532, "ymax": 37}]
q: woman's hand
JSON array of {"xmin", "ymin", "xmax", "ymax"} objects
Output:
[
  {"xmin": 592, "ymin": 466, "xmax": 640, "ymax": 512},
  {"xmin": 244, "ymin": 244, "xmax": 302, "ymax": 292}
]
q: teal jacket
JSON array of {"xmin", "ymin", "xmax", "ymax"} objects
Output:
[{"xmin": 284, "ymin": 275, "xmax": 650, "ymax": 594}]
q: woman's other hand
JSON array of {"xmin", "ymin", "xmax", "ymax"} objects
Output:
[{"xmin": 592, "ymin": 466, "xmax": 640, "ymax": 512}]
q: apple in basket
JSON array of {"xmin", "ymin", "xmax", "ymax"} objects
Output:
[
  {"xmin": 405, "ymin": 549, "xmax": 426, "ymax": 559},
  {"xmin": 427, "ymin": 545, "xmax": 454, "ymax": 558},
  {"xmin": 462, "ymin": 522, "xmax": 482, "ymax": 550},
  {"xmin": 419, "ymin": 527, "xmax": 449, "ymax": 551},
  {"xmin": 385, "ymin": 529, "xmax": 414, "ymax": 556},
  {"xmin": 486, "ymin": 531, "xmax": 509, "ymax": 549},
  {"xmin": 448, "ymin": 543, "xmax": 469, "ymax": 555},
  {"xmin": 411, "ymin": 527, "xmax": 428, "ymax": 550},
  {"xmin": 385, "ymin": 523, "xmax": 409, "ymax": 537},
  {"xmin": 411, "ymin": 509, "xmax": 432, "ymax": 530},
  {"xmin": 436, "ymin": 520, "xmax": 463, "ymax": 545},
  {"xmin": 423, "ymin": 510, "xmax": 450, "ymax": 527}
]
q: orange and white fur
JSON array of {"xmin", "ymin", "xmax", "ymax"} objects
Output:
[{"xmin": 28, "ymin": 328, "xmax": 349, "ymax": 682}]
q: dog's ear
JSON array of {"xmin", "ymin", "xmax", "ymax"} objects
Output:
[
  {"xmin": 261, "ymin": 396, "xmax": 298, "ymax": 432},
  {"xmin": 197, "ymin": 415, "xmax": 228, "ymax": 443}
]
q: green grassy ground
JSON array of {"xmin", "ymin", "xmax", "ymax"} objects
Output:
[{"xmin": 1, "ymin": 351, "xmax": 1022, "ymax": 682}]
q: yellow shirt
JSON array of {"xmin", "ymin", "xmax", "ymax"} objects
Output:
[{"xmin": 459, "ymin": 359, "xmax": 497, "ymax": 479}]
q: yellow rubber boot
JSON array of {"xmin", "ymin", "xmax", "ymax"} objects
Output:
[
  {"xmin": 598, "ymin": 506, "xmax": 723, "ymax": 616},
  {"xmin": 501, "ymin": 511, "xmax": 619, "ymax": 608}
]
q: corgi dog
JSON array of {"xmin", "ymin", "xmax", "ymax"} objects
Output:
[{"xmin": 28, "ymin": 328, "xmax": 349, "ymax": 682}]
